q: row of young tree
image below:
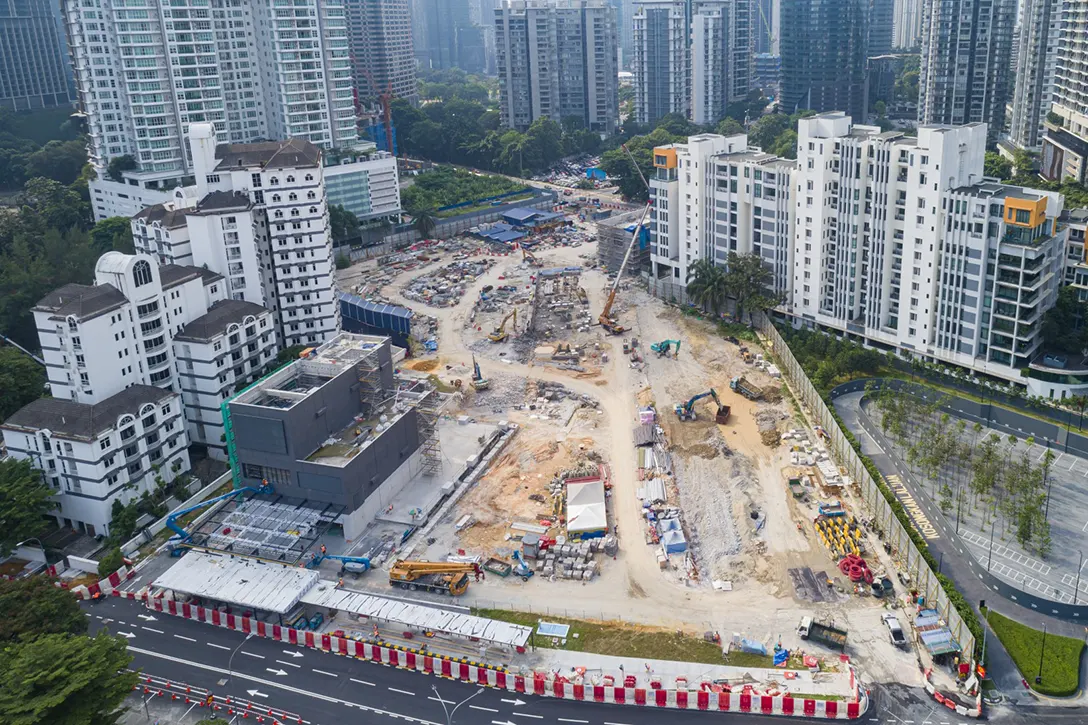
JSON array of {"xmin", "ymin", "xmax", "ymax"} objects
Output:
[{"xmin": 870, "ymin": 384, "xmax": 1053, "ymax": 557}]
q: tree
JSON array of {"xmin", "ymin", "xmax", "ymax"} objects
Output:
[
  {"xmin": 414, "ymin": 212, "xmax": 437, "ymax": 240},
  {"xmin": 0, "ymin": 458, "xmax": 53, "ymax": 556},
  {"xmin": 0, "ymin": 578, "xmax": 87, "ymax": 642},
  {"xmin": 328, "ymin": 204, "xmax": 360, "ymax": 243},
  {"xmin": 107, "ymin": 499, "xmax": 139, "ymax": 544},
  {"xmin": 724, "ymin": 252, "xmax": 776, "ymax": 322},
  {"xmin": 717, "ymin": 118, "xmax": 745, "ymax": 136},
  {"xmin": 106, "ymin": 154, "xmax": 138, "ymax": 182},
  {"xmin": 17, "ymin": 177, "xmax": 89, "ymax": 233},
  {"xmin": 685, "ymin": 259, "xmax": 730, "ymax": 315},
  {"xmin": 1041, "ymin": 287, "xmax": 1086, "ymax": 356},
  {"xmin": 24, "ymin": 140, "xmax": 88, "ymax": 186},
  {"xmin": 984, "ymin": 152, "xmax": 1013, "ymax": 180},
  {"xmin": 97, "ymin": 546, "xmax": 125, "ymax": 577},
  {"xmin": 0, "ymin": 631, "xmax": 139, "ymax": 725},
  {"xmin": 747, "ymin": 113, "xmax": 792, "ymax": 151},
  {"xmin": 0, "ymin": 346, "xmax": 45, "ymax": 422},
  {"xmin": 89, "ymin": 217, "xmax": 135, "ymax": 255}
]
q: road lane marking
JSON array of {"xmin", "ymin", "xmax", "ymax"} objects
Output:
[
  {"xmin": 350, "ymin": 678, "xmax": 375, "ymax": 686},
  {"xmin": 387, "ymin": 687, "xmax": 414, "ymax": 695},
  {"xmin": 207, "ymin": 643, "xmax": 231, "ymax": 650},
  {"xmin": 556, "ymin": 720, "xmax": 588, "ymax": 724},
  {"xmin": 241, "ymin": 652, "xmax": 265, "ymax": 659},
  {"xmin": 428, "ymin": 696, "xmax": 454, "ymax": 704},
  {"xmin": 312, "ymin": 669, "xmax": 338, "ymax": 677},
  {"xmin": 512, "ymin": 714, "xmax": 542, "ymax": 719},
  {"xmin": 275, "ymin": 660, "xmax": 302, "ymax": 668},
  {"xmin": 604, "ymin": 722, "xmax": 633, "ymax": 725},
  {"xmin": 174, "ymin": 635, "xmax": 197, "ymax": 642},
  {"xmin": 141, "ymin": 627, "xmax": 164, "ymax": 634},
  {"xmin": 469, "ymin": 705, "xmax": 498, "ymax": 712}
]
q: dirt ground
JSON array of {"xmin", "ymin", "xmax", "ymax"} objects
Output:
[{"xmin": 335, "ymin": 229, "xmax": 922, "ymax": 686}]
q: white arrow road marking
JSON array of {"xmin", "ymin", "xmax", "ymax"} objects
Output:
[
  {"xmin": 312, "ymin": 669, "xmax": 337, "ymax": 678},
  {"xmin": 207, "ymin": 643, "xmax": 231, "ymax": 650},
  {"xmin": 137, "ymin": 614, "xmax": 157, "ymax": 621},
  {"xmin": 500, "ymin": 698, "xmax": 526, "ymax": 706},
  {"xmin": 125, "ymin": 646, "xmax": 441, "ymax": 725},
  {"xmin": 241, "ymin": 652, "xmax": 265, "ymax": 659},
  {"xmin": 469, "ymin": 705, "xmax": 498, "ymax": 713},
  {"xmin": 266, "ymin": 668, "xmax": 288, "ymax": 676},
  {"xmin": 281, "ymin": 649, "xmax": 304, "ymax": 658},
  {"xmin": 246, "ymin": 689, "xmax": 268, "ymax": 699},
  {"xmin": 173, "ymin": 635, "xmax": 196, "ymax": 642},
  {"xmin": 387, "ymin": 687, "xmax": 414, "ymax": 695},
  {"xmin": 141, "ymin": 627, "xmax": 164, "ymax": 634},
  {"xmin": 118, "ymin": 631, "xmax": 136, "ymax": 639},
  {"xmin": 275, "ymin": 660, "xmax": 301, "ymax": 669}
]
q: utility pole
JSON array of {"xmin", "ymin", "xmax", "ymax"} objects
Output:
[{"xmin": 1036, "ymin": 623, "xmax": 1047, "ymax": 684}]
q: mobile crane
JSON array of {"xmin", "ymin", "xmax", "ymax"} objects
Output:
[
  {"xmin": 674, "ymin": 389, "xmax": 731, "ymax": 423},
  {"xmin": 164, "ymin": 481, "xmax": 274, "ymax": 556},
  {"xmin": 471, "ymin": 355, "xmax": 490, "ymax": 390},
  {"xmin": 489, "ymin": 308, "xmax": 517, "ymax": 343},
  {"xmin": 599, "ymin": 144, "xmax": 651, "ymax": 335},
  {"xmin": 388, "ymin": 559, "xmax": 482, "ymax": 595},
  {"xmin": 650, "ymin": 339, "xmax": 681, "ymax": 358}
]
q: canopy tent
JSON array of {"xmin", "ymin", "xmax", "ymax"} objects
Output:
[
  {"xmin": 566, "ymin": 479, "xmax": 607, "ymax": 537},
  {"xmin": 914, "ymin": 609, "xmax": 961, "ymax": 656}
]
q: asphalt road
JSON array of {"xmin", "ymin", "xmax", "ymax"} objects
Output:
[{"xmin": 91, "ymin": 597, "xmax": 844, "ymax": 725}]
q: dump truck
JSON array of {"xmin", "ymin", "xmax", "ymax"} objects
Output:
[
  {"xmin": 388, "ymin": 560, "xmax": 480, "ymax": 595},
  {"xmin": 797, "ymin": 616, "xmax": 848, "ymax": 651},
  {"xmin": 730, "ymin": 376, "xmax": 764, "ymax": 401},
  {"xmin": 787, "ymin": 477, "xmax": 805, "ymax": 498}
]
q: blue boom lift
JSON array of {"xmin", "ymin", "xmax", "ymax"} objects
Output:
[
  {"xmin": 305, "ymin": 553, "xmax": 372, "ymax": 577},
  {"xmin": 165, "ymin": 481, "xmax": 274, "ymax": 556}
]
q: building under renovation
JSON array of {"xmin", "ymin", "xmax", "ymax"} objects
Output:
[
  {"xmin": 595, "ymin": 208, "xmax": 649, "ymax": 276},
  {"xmin": 223, "ymin": 333, "xmax": 443, "ymax": 539}
]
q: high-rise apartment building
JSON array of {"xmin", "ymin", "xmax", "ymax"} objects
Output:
[
  {"xmin": 495, "ymin": 0, "xmax": 619, "ymax": 133},
  {"xmin": 347, "ymin": 0, "xmax": 418, "ymax": 104},
  {"xmin": 65, "ymin": 0, "xmax": 358, "ymax": 188},
  {"xmin": 0, "ymin": 0, "xmax": 74, "ymax": 111},
  {"xmin": 753, "ymin": 0, "xmax": 777, "ymax": 55},
  {"xmin": 1040, "ymin": 0, "xmax": 1088, "ymax": 183},
  {"xmin": 917, "ymin": 0, "xmax": 1015, "ymax": 144},
  {"xmin": 1009, "ymin": 0, "xmax": 1062, "ymax": 151},
  {"xmin": 648, "ymin": 114, "xmax": 1070, "ymax": 383},
  {"xmin": 891, "ymin": 0, "xmax": 921, "ymax": 49},
  {"xmin": 633, "ymin": 0, "xmax": 752, "ymax": 125},
  {"xmin": 779, "ymin": 0, "xmax": 868, "ymax": 119},
  {"xmin": 416, "ymin": 0, "xmax": 482, "ymax": 70},
  {"xmin": 868, "ymin": 0, "xmax": 894, "ymax": 57}
]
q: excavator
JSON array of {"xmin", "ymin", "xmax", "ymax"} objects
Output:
[
  {"xmin": 650, "ymin": 339, "xmax": 682, "ymax": 358},
  {"xmin": 471, "ymin": 355, "xmax": 490, "ymax": 390},
  {"xmin": 388, "ymin": 559, "xmax": 482, "ymax": 595},
  {"xmin": 522, "ymin": 248, "xmax": 541, "ymax": 267},
  {"xmin": 489, "ymin": 308, "xmax": 517, "ymax": 343},
  {"xmin": 165, "ymin": 481, "xmax": 274, "ymax": 556},
  {"xmin": 305, "ymin": 552, "xmax": 372, "ymax": 577},
  {"xmin": 599, "ymin": 144, "xmax": 651, "ymax": 335},
  {"xmin": 674, "ymin": 389, "xmax": 731, "ymax": 423}
]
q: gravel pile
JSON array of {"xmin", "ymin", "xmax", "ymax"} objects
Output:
[{"xmin": 673, "ymin": 447, "xmax": 749, "ymax": 580}]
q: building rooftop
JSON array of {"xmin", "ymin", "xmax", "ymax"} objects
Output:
[
  {"xmin": 34, "ymin": 283, "xmax": 128, "ymax": 321},
  {"xmin": 175, "ymin": 300, "xmax": 269, "ymax": 342},
  {"xmin": 132, "ymin": 202, "xmax": 189, "ymax": 229},
  {"xmin": 215, "ymin": 137, "xmax": 321, "ymax": 170},
  {"xmin": 160, "ymin": 264, "xmax": 225, "ymax": 289},
  {"xmin": 193, "ymin": 190, "xmax": 252, "ymax": 213},
  {"xmin": 2, "ymin": 385, "xmax": 175, "ymax": 441},
  {"xmin": 956, "ymin": 181, "xmax": 1048, "ymax": 201}
]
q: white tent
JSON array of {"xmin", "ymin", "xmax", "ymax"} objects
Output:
[{"xmin": 566, "ymin": 479, "xmax": 607, "ymax": 536}]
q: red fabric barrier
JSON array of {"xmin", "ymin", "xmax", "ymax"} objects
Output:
[
  {"xmin": 761, "ymin": 695, "xmax": 773, "ymax": 713},
  {"xmin": 288, "ymin": 628, "xmax": 298, "ymax": 645},
  {"xmin": 495, "ymin": 671, "xmax": 506, "ymax": 689},
  {"xmin": 304, "ymin": 631, "xmax": 315, "ymax": 649},
  {"xmin": 825, "ymin": 701, "xmax": 838, "ymax": 718},
  {"xmin": 226, "ymin": 614, "xmax": 236, "ymax": 630},
  {"xmin": 241, "ymin": 618, "xmax": 251, "ymax": 635},
  {"xmin": 388, "ymin": 649, "xmax": 399, "ymax": 667},
  {"xmin": 614, "ymin": 688, "xmax": 625, "ymax": 704},
  {"xmin": 676, "ymin": 691, "xmax": 688, "ymax": 709},
  {"xmin": 719, "ymin": 693, "xmax": 731, "ymax": 711},
  {"xmin": 423, "ymin": 655, "xmax": 434, "ymax": 673},
  {"xmin": 477, "ymin": 668, "xmax": 488, "ymax": 686},
  {"xmin": 352, "ymin": 641, "xmax": 364, "ymax": 658},
  {"xmin": 256, "ymin": 621, "xmax": 266, "ymax": 638},
  {"xmin": 514, "ymin": 675, "xmax": 525, "ymax": 693},
  {"xmin": 440, "ymin": 659, "xmax": 452, "ymax": 678},
  {"xmin": 804, "ymin": 699, "xmax": 817, "ymax": 716},
  {"xmin": 634, "ymin": 688, "xmax": 646, "ymax": 705},
  {"xmin": 458, "ymin": 663, "xmax": 470, "ymax": 681},
  {"xmin": 372, "ymin": 645, "xmax": 383, "ymax": 663},
  {"xmin": 655, "ymin": 689, "xmax": 667, "ymax": 707},
  {"xmin": 320, "ymin": 634, "xmax": 331, "ymax": 651},
  {"xmin": 196, "ymin": 606, "xmax": 206, "ymax": 622},
  {"xmin": 554, "ymin": 681, "xmax": 565, "ymax": 698},
  {"xmin": 782, "ymin": 697, "xmax": 795, "ymax": 715},
  {"xmin": 740, "ymin": 693, "xmax": 752, "ymax": 712},
  {"xmin": 271, "ymin": 624, "xmax": 281, "ymax": 641},
  {"xmin": 592, "ymin": 685, "xmax": 604, "ymax": 703},
  {"xmin": 405, "ymin": 652, "xmax": 416, "ymax": 669},
  {"xmin": 168, "ymin": 600, "xmax": 177, "ymax": 615},
  {"xmin": 182, "ymin": 603, "xmax": 192, "ymax": 619},
  {"xmin": 696, "ymin": 690, "xmax": 708, "ymax": 710},
  {"xmin": 847, "ymin": 701, "xmax": 860, "ymax": 718},
  {"xmin": 573, "ymin": 684, "xmax": 585, "ymax": 701},
  {"xmin": 533, "ymin": 677, "xmax": 545, "ymax": 696},
  {"xmin": 211, "ymin": 610, "xmax": 221, "ymax": 626}
]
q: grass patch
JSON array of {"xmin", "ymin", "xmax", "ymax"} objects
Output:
[
  {"xmin": 474, "ymin": 608, "xmax": 744, "ymax": 666},
  {"xmin": 434, "ymin": 192, "xmax": 534, "ymax": 218},
  {"xmin": 984, "ymin": 610, "xmax": 1084, "ymax": 696}
]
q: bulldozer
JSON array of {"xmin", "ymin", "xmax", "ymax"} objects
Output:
[{"xmin": 388, "ymin": 560, "xmax": 481, "ymax": 596}]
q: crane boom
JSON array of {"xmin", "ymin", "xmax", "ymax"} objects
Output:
[
  {"xmin": 599, "ymin": 144, "xmax": 651, "ymax": 333},
  {"xmin": 165, "ymin": 482, "xmax": 274, "ymax": 554}
]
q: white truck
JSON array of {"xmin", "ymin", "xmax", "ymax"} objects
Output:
[{"xmin": 881, "ymin": 613, "xmax": 908, "ymax": 648}]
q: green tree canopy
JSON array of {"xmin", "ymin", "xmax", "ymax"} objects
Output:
[
  {"xmin": 724, "ymin": 251, "xmax": 777, "ymax": 321},
  {"xmin": 716, "ymin": 118, "xmax": 745, "ymax": 136},
  {"xmin": 1041, "ymin": 286, "xmax": 1087, "ymax": 355},
  {"xmin": 106, "ymin": 154, "xmax": 138, "ymax": 182},
  {"xmin": 0, "ymin": 458, "xmax": 53, "ymax": 556},
  {"xmin": 0, "ymin": 346, "xmax": 45, "ymax": 422},
  {"xmin": 328, "ymin": 204, "xmax": 360, "ymax": 242},
  {"xmin": 685, "ymin": 259, "xmax": 730, "ymax": 315},
  {"xmin": 414, "ymin": 211, "xmax": 438, "ymax": 240},
  {"xmin": 984, "ymin": 151, "xmax": 1013, "ymax": 180},
  {"xmin": 0, "ymin": 578, "xmax": 87, "ymax": 642},
  {"xmin": 24, "ymin": 140, "xmax": 88, "ymax": 187},
  {"xmin": 0, "ymin": 631, "xmax": 138, "ymax": 725},
  {"xmin": 89, "ymin": 217, "xmax": 135, "ymax": 255}
]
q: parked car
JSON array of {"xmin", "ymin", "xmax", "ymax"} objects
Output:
[{"xmin": 881, "ymin": 613, "xmax": 907, "ymax": 648}]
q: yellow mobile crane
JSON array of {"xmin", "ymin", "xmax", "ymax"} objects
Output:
[
  {"xmin": 489, "ymin": 308, "xmax": 517, "ymax": 343},
  {"xmin": 388, "ymin": 560, "xmax": 481, "ymax": 595},
  {"xmin": 599, "ymin": 144, "xmax": 651, "ymax": 335}
]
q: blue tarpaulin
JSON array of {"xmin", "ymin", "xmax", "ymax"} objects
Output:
[
  {"xmin": 740, "ymin": 639, "xmax": 767, "ymax": 655},
  {"xmin": 773, "ymin": 649, "xmax": 789, "ymax": 666},
  {"xmin": 339, "ymin": 292, "xmax": 414, "ymax": 346}
]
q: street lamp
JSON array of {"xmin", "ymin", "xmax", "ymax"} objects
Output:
[
  {"xmin": 432, "ymin": 685, "xmax": 483, "ymax": 725},
  {"xmin": 16, "ymin": 538, "xmax": 48, "ymax": 564},
  {"xmin": 227, "ymin": 633, "xmax": 255, "ymax": 685}
]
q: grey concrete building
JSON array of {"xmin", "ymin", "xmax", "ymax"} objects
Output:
[
  {"xmin": 495, "ymin": 0, "xmax": 619, "ymax": 133},
  {"xmin": 917, "ymin": 0, "xmax": 1016, "ymax": 144},
  {"xmin": 226, "ymin": 333, "xmax": 442, "ymax": 539},
  {"xmin": 1008, "ymin": 0, "xmax": 1062, "ymax": 151},
  {"xmin": 1040, "ymin": 0, "xmax": 1088, "ymax": 183},
  {"xmin": 0, "ymin": 0, "xmax": 74, "ymax": 111},
  {"xmin": 779, "ymin": 0, "xmax": 868, "ymax": 119},
  {"xmin": 347, "ymin": 0, "xmax": 418, "ymax": 104}
]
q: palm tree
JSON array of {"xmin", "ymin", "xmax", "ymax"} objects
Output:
[
  {"xmin": 414, "ymin": 211, "xmax": 437, "ymax": 240},
  {"xmin": 685, "ymin": 259, "xmax": 729, "ymax": 315}
]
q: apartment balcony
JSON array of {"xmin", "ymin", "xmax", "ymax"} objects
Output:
[{"xmin": 992, "ymin": 318, "xmax": 1015, "ymax": 334}]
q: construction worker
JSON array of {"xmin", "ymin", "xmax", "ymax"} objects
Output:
[{"xmin": 320, "ymin": 544, "xmax": 327, "ymax": 555}]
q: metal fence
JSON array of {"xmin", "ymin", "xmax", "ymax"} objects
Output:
[{"xmin": 757, "ymin": 316, "xmax": 977, "ymax": 658}]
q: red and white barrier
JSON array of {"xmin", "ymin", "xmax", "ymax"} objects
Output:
[{"xmin": 921, "ymin": 667, "xmax": 982, "ymax": 719}]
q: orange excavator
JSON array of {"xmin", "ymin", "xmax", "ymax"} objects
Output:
[{"xmin": 388, "ymin": 560, "xmax": 482, "ymax": 595}]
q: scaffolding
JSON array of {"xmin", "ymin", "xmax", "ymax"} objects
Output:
[
  {"xmin": 415, "ymin": 387, "xmax": 443, "ymax": 476},
  {"xmin": 355, "ymin": 347, "xmax": 384, "ymax": 417}
]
